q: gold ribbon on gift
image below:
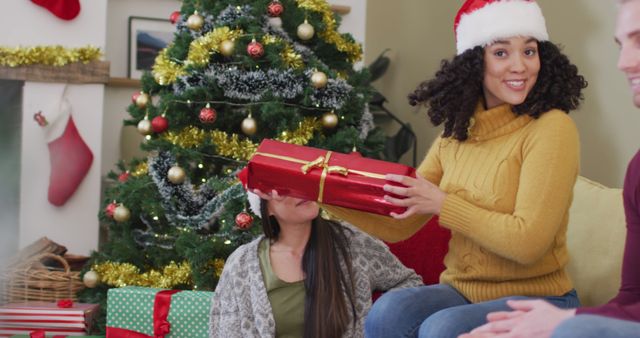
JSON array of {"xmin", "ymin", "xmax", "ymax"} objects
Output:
[{"xmin": 254, "ymin": 151, "xmax": 386, "ymax": 203}]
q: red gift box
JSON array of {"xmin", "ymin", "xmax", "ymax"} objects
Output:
[{"xmin": 247, "ymin": 139, "xmax": 415, "ymax": 216}]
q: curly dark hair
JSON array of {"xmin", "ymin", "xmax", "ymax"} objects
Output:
[{"xmin": 408, "ymin": 41, "xmax": 588, "ymax": 141}]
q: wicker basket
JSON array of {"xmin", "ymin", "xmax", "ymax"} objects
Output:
[{"xmin": 3, "ymin": 253, "xmax": 85, "ymax": 303}]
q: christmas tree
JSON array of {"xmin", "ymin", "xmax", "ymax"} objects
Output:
[{"xmin": 80, "ymin": 0, "xmax": 386, "ymax": 329}]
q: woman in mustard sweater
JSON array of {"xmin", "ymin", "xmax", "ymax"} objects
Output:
[{"xmin": 324, "ymin": 1, "xmax": 588, "ymax": 337}]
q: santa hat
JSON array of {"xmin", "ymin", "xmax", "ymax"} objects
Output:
[
  {"xmin": 454, "ymin": 0, "xmax": 549, "ymax": 55},
  {"xmin": 237, "ymin": 167, "xmax": 262, "ymax": 218}
]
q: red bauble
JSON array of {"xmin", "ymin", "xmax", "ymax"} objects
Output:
[
  {"xmin": 267, "ymin": 1, "xmax": 284, "ymax": 17},
  {"xmin": 247, "ymin": 40, "xmax": 264, "ymax": 59},
  {"xmin": 151, "ymin": 116, "xmax": 169, "ymax": 133},
  {"xmin": 199, "ymin": 105, "xmax": 217, "ymax": 124},
  {"xmin": 131, "ymin": 92, "xmax": 140, "ymax": 104},
  {"xmin": 169, "ymin": 11, "xmax": 181, "ymax": 24},
  {"xmin": 235, "ymin": 212, "xmax": 254, "ymax": 230},
  {"xmin": 105, "ymin": 202, "xmax": 118, "ymax": 218},
  {"xmin": 118, "ymin": 171, "xmax": 130, "ymax": 183}
]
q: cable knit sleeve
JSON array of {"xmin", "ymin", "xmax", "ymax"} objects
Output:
[
  {"xmin": 348, "ymin": 226, "xmax": 423, "ymax": 291},
  {"xmin": 438, "ymin": 111, "xmax": 579, "ymax": 265},
  {"xmin": 209, "ymin": 249, "xmax": 244, "ymax": 338},
  {"xmin": 321, "ymin": 137, "xmax": 444, "ymax": 242}
]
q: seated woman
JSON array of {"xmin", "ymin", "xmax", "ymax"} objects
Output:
[{"xmin": 209, "ymin": 183, "xmax": 423, "ymax": 338}]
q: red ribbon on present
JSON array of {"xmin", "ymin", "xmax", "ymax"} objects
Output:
[
  {"xmin": 29, "ymin": 330, "xmax": 67, "ymax": 338},
  {"xmin": 57, "ymin": 299, "xmax": 73, "ymax": 308},
  {"xmin": 106, "ymin": 289, "xmax": 181, "ymax": 338}
]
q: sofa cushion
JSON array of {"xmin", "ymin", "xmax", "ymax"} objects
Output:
[{"xmin": 566, "ymin": 176, "xmax": 626, "ymax": 306}]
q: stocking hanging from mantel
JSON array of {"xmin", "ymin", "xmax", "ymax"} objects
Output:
[{"xmin": 26, "ymin": 83, "xmax": 93, "ymax": 207}]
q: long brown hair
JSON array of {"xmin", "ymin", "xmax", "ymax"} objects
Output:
[{"xmin": 260, "ymin": 199, "xmax": 357, "ymax": 338}]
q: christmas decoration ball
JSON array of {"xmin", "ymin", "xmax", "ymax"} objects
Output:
[
  {"xmin": 118, "ymin": 171, "xmax": 130, "ymax": 183},
  {"xmin": 113, "ymin": 205, "xmax": 131, "ymax": 223},
  {"xmin": 247, "ymin": 39, "xmax": 264, "ymax": 59},
  {"xmin": 104, "ymin": 202, "xmax": 118, "ymax": 218},
  {"xmin": 135, "ymin": 92, "xmax": 150, "ymax": 108},
  {"xmin": 311, "ymin": 71, "xmax": 328, "ymax": 88},
  {"xmin": 151, "ymin": 115, "xmax": 169, "ymax": 133},
  {"xmin": 235, "ymin": 212, "xmax": 254, "ymax": 229},
  {"xmin": 199, "ymin": 105, "xmax": 217, "ymax": 124},
  {"xmin": 187, "ymin": 11, "xmax": 204, "ymax": 31},
  {"xmin": 131, "ymin": 91, "xmax": 140, "ymax": 104},
  {"xmin": 241, "ymin": 116, "xmax": 257, "ymax": 136},
  {"xmin": 267, "ymin": 1, "xmax": 284, "ymax": 17},
  {"xmin": 137, "ymin": 119, "xmax": 153, "ymax": 135},
  {"xmin": 219, "ymin": 40, "xmax": 235, "ymax": 57},
  {"xmin": 169, "ymin": 11, "xmax": 181, "ymax": 24},
  {"xmin": 167, "ymin": 165, "xmax": 186, "ymax": 184},
  {"xmin": 82, "ymin": 271, "xmax": 100, "ymax": 288},
  {"xmin": 268, "ymin": 17, "xmax": 283, "ymax": 29},
  {"xmin": 322, "ymin": 111, "xmax": 339, "ymax": 129},
  {"xmin": 297, "ymin": 20, "xmax": 315, "ymax": 41}
]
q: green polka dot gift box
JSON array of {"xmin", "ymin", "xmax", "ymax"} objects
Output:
[{"xmin": 106, "ymin": 287, "xmax": 213, "ymax": 338}]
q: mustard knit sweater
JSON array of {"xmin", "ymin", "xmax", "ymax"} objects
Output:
[{"xmin": 324, "ymin": 103, "xmax": 580, "ymax": 303}]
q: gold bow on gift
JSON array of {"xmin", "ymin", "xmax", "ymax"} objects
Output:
[{"xmin": 253, "ymin": 151, "xmax": 385, "ymax": 203}]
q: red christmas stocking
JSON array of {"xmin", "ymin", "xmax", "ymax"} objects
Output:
[
  {"xmin": 47, "ymin": 116, "xmax": 93, "ymax": 206},
  {"xmin": 31, "ymin": 0, "xmax": 81, "ymax": 21}
]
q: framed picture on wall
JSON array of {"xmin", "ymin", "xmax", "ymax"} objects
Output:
[{"xmin": 127, "ymin": 16, "xmax": 175, "ymax": 79}]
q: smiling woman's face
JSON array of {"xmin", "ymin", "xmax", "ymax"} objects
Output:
[
  {"xmin": 483, "ymin": 36, "xmax": 541, "ymax": 109},
  {"xmin": 267, "ymin": 196, "xmax": 319, "ymax": 225}
]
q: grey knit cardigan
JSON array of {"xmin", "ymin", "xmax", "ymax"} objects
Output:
[{"xmin": 209, "ymin": 224, "xmax": 423, "ymax": 338}]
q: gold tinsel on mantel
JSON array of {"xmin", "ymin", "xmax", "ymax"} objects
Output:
[{"xmin": 0, "ymin": 45, "xmax": 102, "ymax": 67}]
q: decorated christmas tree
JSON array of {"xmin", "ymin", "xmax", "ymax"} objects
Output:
[{"xmin": 80, "ymin": 0, "xmax": 386, "ymax": 329}]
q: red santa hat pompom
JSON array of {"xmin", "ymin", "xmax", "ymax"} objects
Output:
[{"xmin": 454, "ymin": 0, "xmax": 549, "ymax": 55}]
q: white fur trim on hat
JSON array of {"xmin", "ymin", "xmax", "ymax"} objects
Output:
[
  {"xmin": 456, "ymin": 1, "xmax": 549, "ymax": 55},
  {"xmin": 247, "ymin": 190, "xmax": 262, "ymax": 218}
]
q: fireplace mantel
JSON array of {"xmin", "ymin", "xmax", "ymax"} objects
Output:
[{"xmin": 0, "ymin": 60, "xmax": 110, "ymax": 84}]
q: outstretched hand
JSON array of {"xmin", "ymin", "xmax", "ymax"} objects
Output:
[
  {"xmin": 458, "ymin": 300, "xmax": 576, "ymax": 338},
  {"xmin": 383, "ymin": 173, "xmax": 446, "ymax": 219}
]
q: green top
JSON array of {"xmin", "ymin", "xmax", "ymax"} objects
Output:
[{"xmin": 258, "ymin": 238, "xmax": 305, "ymax": 338}]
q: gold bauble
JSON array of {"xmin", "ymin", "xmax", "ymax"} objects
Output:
[
  {"xmin": 322, "ymin": 111, "xmax": 339, "ymax": 129},
  {"xmin": 311, "ymin": 71, "xmax": 328, "ymax": 89},
  {"xmin": 219, "ymin": 40, "xmax": 235, "ymax": 57},
  {"xmin": 297, "ymin": 19, "xmax": 315, "ymax": 41},
  {"xmin": 241, "ymin": 116, "xmax": 257, "ymax": 136},
  {"xmin": 137, "ymin": 119, "xmax": 153, "ymax": 135},
  {"xmin": 187, "ymin": 11, "xmax": 204, "ymax": 31},
  {"xmin": 167, "ymin": 165, "xmax": 186, "ymax": 184},
  {"xmin": 113, "ymin": 205, "xmax": 131, "ymax": 223},
  {"xmin": 83, "ymin": 270, "xmax": 100, "ymax": 288},
  {"xmin": 135, "ymin": 92, "xmax": 150, "ymax": 108}
]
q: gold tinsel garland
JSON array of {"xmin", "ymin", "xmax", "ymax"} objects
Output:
[
  {"xmin": 187, "ymin": 27, "xmax": 243, "ymax": 67},
  {"xmin": 296, "ymin": 0, "xmax": 363, "ymax": 63},
  {"xmin": 92, "ymin": 261, "xmax": 193, "ymax": 288},
  {"xmin": 131, "ymin": 162, "xmax": 149, "ymax": 177},
  {"xmin": 163, "ymin": 117, "xmax": 321, "ymax": 161},
  {"xmin": 263, "ymin": 35, "xmax": 304, "ymax": 69},
  {"xmin": 152, "ymin": 47, "xmax": 186, "ymax": 86},
  {"xmin": 153, "ymin": 27, "xmax": 242, "ymax": 85},
  {"xmin": 0, "ymin": 45, "xmax": 102, "ymax": 67}
]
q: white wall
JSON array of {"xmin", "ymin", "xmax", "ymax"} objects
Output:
[
  {"xmin": 366, "ymin": 0, "xmax": 640, "ymax": 188},
  {"xmin": 0, "ymin": 0, "xmax": 108, "ymax": 255}
]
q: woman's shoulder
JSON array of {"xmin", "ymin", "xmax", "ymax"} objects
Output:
[
  {"xmin": 337, "ymin": 222, "xmax": 390, "ymax": 255},
  {"xmin": 528, "ymin": 109, "xmax": 578, "ymax": 137},
  {"xmin": 225, "ymin": 235, "xmax": 264, "ymax": 267},
  {"xmin": 534, "ymin": 109, "xmax": 576, "ymax": 126}
]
